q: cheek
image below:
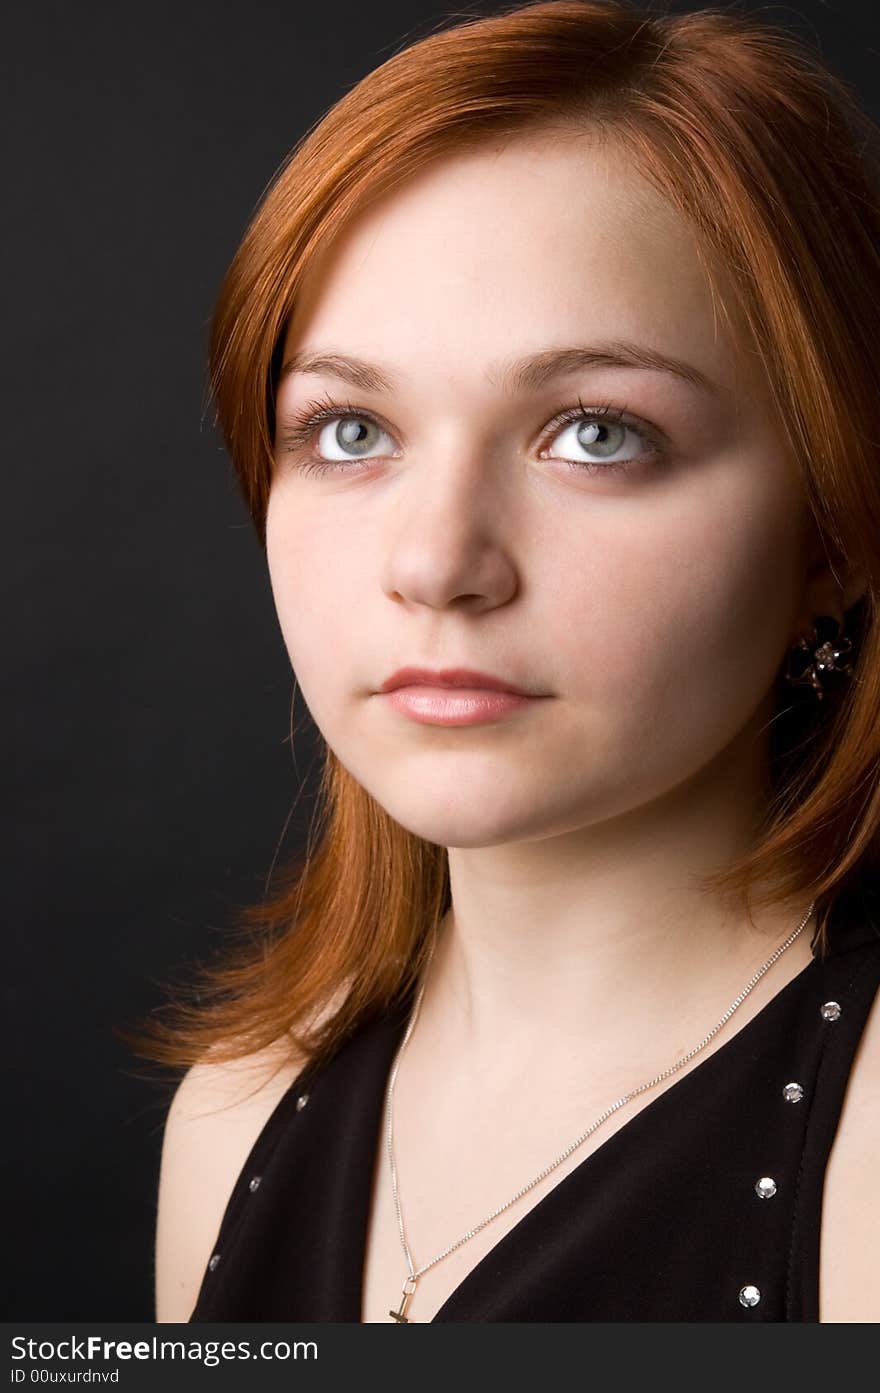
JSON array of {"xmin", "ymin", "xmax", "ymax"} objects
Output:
[
  {"xmin": 265, "ymin": 492, "xmax": 359, "ymax": 696},
  {"xmin": 546, "ymin": 470, "xmax": 806, "ymax": 732}
]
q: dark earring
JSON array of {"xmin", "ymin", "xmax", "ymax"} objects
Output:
[{"xmin": 784, "ymin": 615, "xmax": 854, "ymax": 701}]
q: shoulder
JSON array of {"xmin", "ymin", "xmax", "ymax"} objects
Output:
[
  {"xmin": 819, "ymin": 966, "xmax": 880, "ymax": 1321},
  {"xmin": 154, "ymin": 1037, "xmax": 308, "ymax": 1323}
]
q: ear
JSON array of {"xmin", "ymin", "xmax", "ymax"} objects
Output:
[{"xmin": 791, "ymin": 518, "xmax": 868, "ymax": 640}]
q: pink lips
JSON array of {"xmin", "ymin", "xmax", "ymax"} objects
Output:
[
  {"xmin": 379, "ymin": 666, "xmax": 531, "ymax": 695},
  {"xmin": 376, "ymin": 667, "xmax": 544, "ymax": 726}
]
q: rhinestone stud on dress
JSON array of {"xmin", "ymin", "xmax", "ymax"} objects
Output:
[
  {"xmin": 248, "ymin": 1175, "xmax": 262, "ymax": 1192},
  {"xmin": 755, "ymin": 1176, "xmax": 777, "ymax": 1199},
  {"xmin": 739, "ymin": 1284, "xmax": 761, "ymax": 1308},
  {"xmin": 208, "ymin": 1253, "xmax": 221, "ymax": 1271},
  {"xmin": 820, "ymin": 1001, "xmax": 842, "ymax": 1021},
  {"xmin": 296, "ymin": 1093, "xmax": 310, "ymax": 1111},
  {"xmin": 782, "ymin": 1081, "xmax": 804, "ymax": 1102}
]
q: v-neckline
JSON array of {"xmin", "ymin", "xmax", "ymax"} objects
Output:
[{"xmin": 356, "ymin": 948, "xmax": 822, "ymax": 1324}]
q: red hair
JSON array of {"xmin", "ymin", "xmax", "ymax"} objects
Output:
[{"xmin": 120, "ymin": 0, "xmax": 880, "ymax": 1076}]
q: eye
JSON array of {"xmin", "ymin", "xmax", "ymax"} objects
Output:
[
  {"xmin": 314, "ymin": 413, "xmax": 393, "ymax": 461},
  {"xmin": 275, "ymin": 394, "xmax": 397, "ymax": 474},
  {"xmin": 540, "ymin": 402, "xmax": 662, "ymax": 474}
]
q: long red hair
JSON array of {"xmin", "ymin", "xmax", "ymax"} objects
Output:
[{"xmin": 120, "ymin": 0, "xmax": 880, "ymax": 1076}]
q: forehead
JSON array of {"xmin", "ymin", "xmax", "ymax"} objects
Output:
[{"xmin": 283, "ymin": 130, "xmax": 747, "ymax": 399}]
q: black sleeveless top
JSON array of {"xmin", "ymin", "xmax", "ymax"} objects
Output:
[{"xmin": 189, "ymin": 885, "xmax": 880, "ymax": 1322}]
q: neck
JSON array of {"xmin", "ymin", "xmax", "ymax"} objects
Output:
[{"xmin": 420, "ymin": 715, "xmax": 814, "ymax": 1080}]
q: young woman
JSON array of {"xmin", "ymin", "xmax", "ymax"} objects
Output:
[{"xmin": 143, "ymin": 0, "xmax": 880, "ymax": 1322}]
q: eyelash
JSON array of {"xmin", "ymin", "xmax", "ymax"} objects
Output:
[{"xmin": 275, "ymin": 391, "xmax": 665, "ymax": 478}]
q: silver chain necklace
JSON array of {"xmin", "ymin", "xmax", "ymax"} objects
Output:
[{"xmin": 384, "ymin": 900, "xmax": 815, "ymax": 1322}]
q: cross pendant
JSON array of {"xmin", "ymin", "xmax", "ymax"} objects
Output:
[{"xmin": 389, "ymin": 1277, "xmax": 417, "ymax": 1322}]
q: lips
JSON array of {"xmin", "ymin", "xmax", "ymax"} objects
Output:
[{"xmin": 378, "ymin": 666, "xmax": 532, "ymax": 696}]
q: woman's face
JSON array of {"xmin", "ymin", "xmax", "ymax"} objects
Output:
[{"xmin": 267, "ymin": 131, "xmax": 813, "ymax": 849}]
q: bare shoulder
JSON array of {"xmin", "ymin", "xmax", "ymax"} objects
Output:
[
  {"xmin": 820, "ymin": 972, "xmax": 880, "ymax": 1321},
  {"xmin": 154, "ymin": 1036, "xmax": 309, "ymax": 1323}
]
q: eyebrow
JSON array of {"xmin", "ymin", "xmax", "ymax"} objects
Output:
[{"xmin": 278, "ymin": 342, "xmax": 723, "ymax": 398}]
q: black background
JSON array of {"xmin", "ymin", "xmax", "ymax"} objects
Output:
[{"xmin": 4, "ymin": 0, "xmax": 877, "ymax": 1321}]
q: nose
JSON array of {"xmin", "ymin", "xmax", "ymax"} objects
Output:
[{"xmin": 379, "ymin": 448, "xmax": 519, "ymax": 613}]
